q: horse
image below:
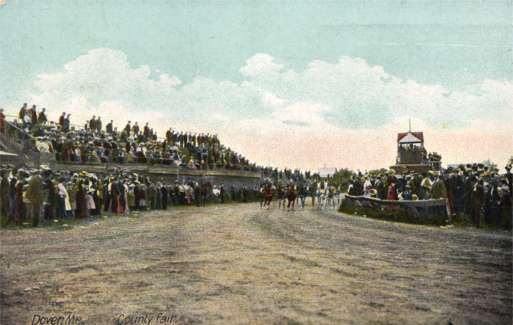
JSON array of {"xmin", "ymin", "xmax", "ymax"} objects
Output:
[
  {"xmin": 262, "ymin": 184, "xmax": 273, "ymax": 209},
  {"xmin": 316, "ymin": 182, "xmax": 326, "ymax": 210},
  {"xmin": 277, "ymin": 184, "xmax": 286, "ymax": 209},
  {"xmin": 298, "ymin": 183, "xmax": 308, "ymax": 209},
  {"xmin": 326, "ymin": 186, "xmax": 337, "ymax": 209},
  {"xmin": 286, "ymin": 184, "xmax": 297, "ymax": 211}
]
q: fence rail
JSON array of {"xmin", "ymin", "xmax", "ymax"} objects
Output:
[
  {"xmin": 340, "ymin": 194, "xmax": 448, "ymax": 225},
  {"xmin": 53, "ymin": 163, "xmax": 262, "ymax": 178}
]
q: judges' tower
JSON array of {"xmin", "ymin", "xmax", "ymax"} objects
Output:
[{"xmin": 390, "ymin": 121, "xmax": 441, "ymax": 173}]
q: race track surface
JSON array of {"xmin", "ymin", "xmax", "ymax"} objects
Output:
[{"xmin": 1, "ymin": 203, "xmax": 511, "ymax": 324}]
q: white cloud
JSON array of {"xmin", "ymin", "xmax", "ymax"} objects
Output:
[
  {"xmin": 10, "ymin": 48, "xmax": 513, "ymax": 170},
  {"xmin": 262, "ymin": 92, "xmax": 285, "ymax": 107},
  {"xmin": 239, "ymin": 53, "xmax": 283, "ymax": 77},
  {"xmin": 271, "ymin": 102, "xmax": 330, "ymax": 129}
]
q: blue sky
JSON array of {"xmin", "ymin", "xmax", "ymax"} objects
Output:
[
  {"xmin": 0, "ymin": 1, "xmax": 511, "ymax": 169},
  {"xmin": 1, "ymin": 0, "xmax": 511, "ymax": 100}
]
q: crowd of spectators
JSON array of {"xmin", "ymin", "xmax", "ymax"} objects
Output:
[
  {"xmin": 0, "ymin": 164, "xmax": 262, "ymax": 227},
  {"xmin": 396, "ymin": 143, "xmax": 441, "ymax": 167},
  {"xmin": 346, "ymin": 163, "xmax": 512, "ymax": 229},
  {"xmin": 3, "ymin": 103, "xmax": 511, "ymax": 229},
  {"xmin": 6, "ymin": 104, "xmax": 260, "ymax": 172}
]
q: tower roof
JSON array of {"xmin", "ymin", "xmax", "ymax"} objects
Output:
[{"xmin": 397, "ymin": 132, "xmax": 424, "ymax": 143}]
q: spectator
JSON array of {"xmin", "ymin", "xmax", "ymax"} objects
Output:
[
  {"xmin": 0, "ymin": 108, "xmax": 5, "ymax": 135},
  {"xmin": 25, "ymin": 174, "xmax": 44, "ymax": 226}
]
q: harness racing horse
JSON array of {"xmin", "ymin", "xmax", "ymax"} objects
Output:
[
  {"xmin": 326, "ymin": 186, "xmax": 337, "ymax": 209},
  {"xmin": 316, "ymin": 182, "xmax": 325, "ymax": 210},
  {"xmin": 298, "ymin": 183, "xmax": 308, "ymax": 209},
  {"xmin": 262, "ymin": 184, "xmax": 273, "ymax": 209},
  {"xmin": 277, "ymin": 184, "xmax": 286, "ymax": 209},
  {"xmin": 286, "ymin": 184, "xmax": 297, "ymax": 211}
]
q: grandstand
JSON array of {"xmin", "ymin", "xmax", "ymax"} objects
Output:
[{"xmin": 0, "ymin": 106, "xmax": 263, "ymax": 187}]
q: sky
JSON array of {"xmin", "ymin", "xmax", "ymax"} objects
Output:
[{"xmin": 0, "ymin": 0, "xmax": 512, "ymax": 171}]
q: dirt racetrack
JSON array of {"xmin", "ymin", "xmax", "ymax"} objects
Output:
[{"xmin": 1, "ymin": 203, "xmax": 511, "ymax": 325}]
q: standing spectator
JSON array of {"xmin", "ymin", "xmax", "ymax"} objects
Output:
[
  {"xmin": 485, "ymin": 180, "xmax": 501, "ymax": 227},
  {"xmin": 30, "ymin": 105, "xmax": 38, "ymax": 125},
  {"xmin": 445, "ymin": 173, "xmax": 457, "ymax": 217},
  {"xmin": 37, "ymin": 108, "xmax": 48, "ymax": 124},
  {"xmin": 431, "ymin": 173, "xmax": 448, "ymax": 199},
  {"xmin": 45, "ymin": 179, "xmax": 58, "ymax": 220},
  {"xmin": 14, "ymin": 178, "xmax": 24, "ymax": 225},
  {"xmin": 75, "ymin": 181, "xmax": 87, "ymax": 218},
  {"xmin": 463, "ymin": 172, "xmax": 474, "ymax": 217},
  {"xmin": 420, "ymin": 173, "xmax": 433, "ymax": 200},
  {"xmin": 506, "ymin": 164, "xmax": 512, "ymax": 195},
  {"xmin": 106, "ymin": 120, "xmax": 114, "ymax": 134},
  {"xmin": 387, "ymin": 178, "xmax": 398, "ymax": 200},
  {"xmin": 59, "ymin": 112, "xmax": 66, "ymax": 128},
  {"xmin": 89, "ymin": 116, "xmax": 96, "ymax": 130},
  {"xmin": 0, "ymin": 108, "xmax": 6, "ymax": 135},
  {"xmin": 499, "ymin": 184, "xmax": 512, "ymax": 229},
  {"xmin": 471, "ymin": 178, "xmax": 485, "ymax": 228},
  {"xmin": 86, "ymin": 190, "xmax": 96, "ymax": 217},
  {"xmin": 431, "ymin": 172, "xmax": 450, "ymax": 219},
  {"xmin": 155, "ymin": 183, "xmax": 162, "ymax": 209},
  {"xmin": 18, "ymin": 103, "xmax": 27, "ymax": 120},
  {"xmin": 57, "ymin": 177, "xmax": 70, "ymax": 218},
  {"xmin": 0, "ymin": 171, "xmax": 10, "ymax": 220},
  {"xmin": 25, "ymin": 174, "xmax": 44, "ymax": 226},
  {"xmin": 9, "ymin": 177, "xmax": 16, "ymax": 221},
  {"xmin": 63, "ymin": 114, "xmax": 71, "ymax": 132},
  {"xmin": 143, "ymin": 122, "xmax": 150, "ymax": 139},
  {"xmin": 96, "ymin": 117, "xmax": 102, "ymax": 133},
  {"xmin": 22, "ymin": 110, "xmax": 32, "ymax": 129},
  {"xmin": 124, "ymin": 121, "xmax": 131, "ymax": 135},
  {"xmin": 161, "ymin": 186, "xmax": 168, "ymax": 210},
  {"xmin": 132, "ymin": 122, "xmax": 140, "ymax": 135},
  {"xmin": 220, "ymin": 184, "xmax": 225, "ymax": 204}
]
